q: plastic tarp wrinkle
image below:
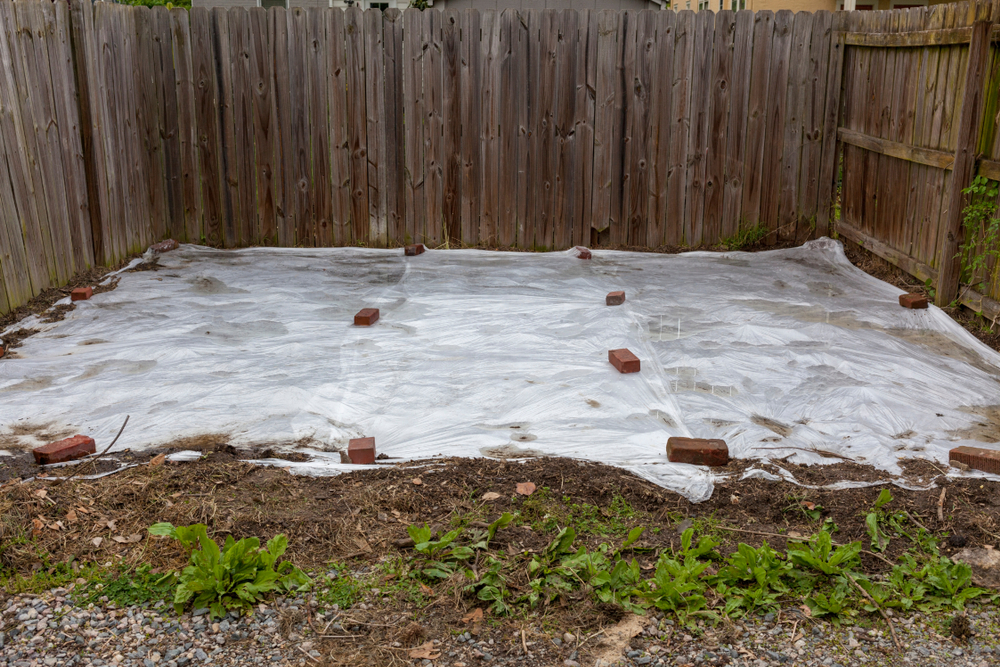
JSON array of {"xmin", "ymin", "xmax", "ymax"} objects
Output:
[{"xmin": 2, "ymin": 238, "xmax": 999, "ymax": 502}]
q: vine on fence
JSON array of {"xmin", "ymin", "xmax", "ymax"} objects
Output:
[{"xmin": 958, "ymin": 175, "xmax": 1000, "ymax": 306}]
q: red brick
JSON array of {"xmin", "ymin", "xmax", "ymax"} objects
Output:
[
  {"xmin": 348, "ymin": 437, "xmax": 376, "ymax": 465},
  {"xmin": 404, "ymin": 243, "xmax": 425, "ymax": 256},
  {"xmin": 950, "ymin": 446, "xmax": 1000, "ymax": 475},
  {"xmin": 33, "ymin": 435, "xmax": 96, "ymax": 465},
  {"xmin": 606, "ymin": 291, "xmax": 626, "ymax": 306},
  {"xmin": 71, "ymin": 287, "xmax": 93, "ymax": 301},
  {"xmin": 667, "ymin": 437, "xmax": 729, "ymax": 467},
  {"xmin": 354, "ymin": 308, "xmax": 380, "ymax": 326},
  {"xmin": 899, "ymin": 293, "xmax": 928, "ymax": 309},
  {"xmin": 150, "ymin": 239, "xmax": 179, "ymax": 253},
  {"xmin": 574, "ymin": 246, "xmax": 592, "ymax": 260},
  {"xmin": 609, "ymin": 348, "xmax": 640, "ymax": 373}
]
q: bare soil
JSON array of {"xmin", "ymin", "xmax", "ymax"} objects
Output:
[{"xmin": 1, "ymin": 454, "xmax": 997, "ymax": 665}]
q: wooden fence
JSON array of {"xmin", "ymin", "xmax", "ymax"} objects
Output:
[
  {"xmin": 834, "ymin": 0, "xmax": 1000, "ymax": 310},
  {"xmin": 0, "ymin": 2, "xmax": 849, "ymax": 315}
]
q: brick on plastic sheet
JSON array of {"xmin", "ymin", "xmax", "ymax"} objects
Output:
[
  {"xmin": 950, "ymin": 446, "xmax": 1000, "ymax": 475},
  {"xmin": 71, "ymin": 287, "xmax": 93, "ymax": 301},
  {"xmin": 33, "ymin": 435, "xmax": 96, "ymax": 465},
  {"xmin": 348, "ymin": 437, "xmax": 376, "ymax": 465},
  {"xmin": 666, "ymin": 437, "xmax": 729, "ymax": 467},
  {"xmin": 609, "ymin": 348, "xmax": 640, "ymax": 374},
  {"xmin": 354, "ymin": 308, "xmax": 380, "ymax": 326}
]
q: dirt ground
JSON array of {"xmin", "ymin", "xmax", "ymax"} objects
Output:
[{"xmin": 1, "ymin": 452, "xmax": 997, "ymax": 665}]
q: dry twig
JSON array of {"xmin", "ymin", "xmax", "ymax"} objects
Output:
[
  {"xmin": 53, "ymin": 416, "xmax": 130, "ymax": 487},
  {"xmin": 844, "ymin": 572, "xmax": 902, "ymax": 652}
]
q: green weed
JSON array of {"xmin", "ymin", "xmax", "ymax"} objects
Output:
[{"xmin": 148, "ymin": 523, "xmax": 311, "ymax": 619}]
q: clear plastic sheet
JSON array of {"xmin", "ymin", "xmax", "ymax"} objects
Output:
[{"xmin": 3, "ymin": 239, "xmax": 1000, "ymax": 501}]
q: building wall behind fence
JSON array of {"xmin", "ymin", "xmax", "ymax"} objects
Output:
[{"xmin": 0, "ymin": 2, "xmax": 847, "ymax": 315}]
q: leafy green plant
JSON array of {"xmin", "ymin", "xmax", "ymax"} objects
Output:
[
  {"xmin": 469, "ymin": 513, "xmax": 514, "ymax": 551},
  {"xmin": 465, "ymin": 556, "xmax": 513, "ymax": 615},
  {"xmin": 805, "ymin": 584, "xmax": 854, "ymax": 625},
  {"xmin": 148, "ymin": 523, "xmax": 311, "ymax": 618},
  {"xmin": 787, "ymin": 531, "xmax": 861, "ymax": 577},
  {"xmin": 407, "ymin": 524, "xmax": 474, "ymax": 580},
  {"xmin": 864, "ymin": 489, "xmax": 894, "ymax": 552},
  {"xmin": 957, "ymin": 175, "xmax": 1000, "ymax": 296},
  {"xmin": 713, "ymin": 541, "xmax": 791, "ymax": 617},
  {"xmin": 641, "ymin": 529, "xmax": 718, "ymax": 626}
]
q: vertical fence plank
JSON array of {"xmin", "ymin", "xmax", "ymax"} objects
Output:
[
  {"xmin": 553, "ymin": 9, "xmax": 579, "ymax": 250},
  {"xmin": 534, "ymin": 9, "xmax": 558, "ymax": 249},
  {"xmin": 288, "ymin": 8, "xmax": 312, "ymax": 245},
  {"xmin": 480, "ymin": 9, "xmax": 501, "ymax": 245},
  {"xmin": 249, "ymin": 7, "xmax": 276, "ymax": 245},
  {"xmin": 50, "ymin": 0, "xmax": 93, "ymax": 269},
  {"xmin": 0, "ymin": 0, "xmax": 31, "ymax": 305},
  {"xmin": 612, "ymin": 10, "xmax": 635, "ymax": 247},
  {"xmin": 121, "ymin": 4, "xmax": 152, "ymax": 251},
  {"xmin": 402, "ymin": 7, "xmax": 423, "ymax": 245},
  {"xmin": 271, "ymin": 8, "xmax": 291, "ymax": 245},
  {"xmin": 423, "ymin": 8, "xmax": 441, "ymax": 245},
  {"xmin": 365, "ymin": 8, "xmax": 387, "ymax": 245},
  {"xmin": 647, "ymin": 9, "xmax": 674, "ymax": 248},
  {"xmin": 721, "ymin": 9, "xmax": 753, "ymax": 240},
  {"xmin": 514, "ymin": 9, "xmax": 531, "ymax": 248},
  {"xmin": 759, "ymin": 9, "xmax": 792, "ymax": 235},
  {"xmin": 498, "ymin": 8, "xmax": 517, "ymax": 246},
  {"xmin": 144, "ymin": 7, "xmax": 169, "ymax": 241},
  {"xmin": 9, "ymin": 0, "xmax": 65, "ymax": 281},
  {"xmin": 211, "ymin": 8, "xmax": 237, "ymax": 246},
  {"xmin": 704, "ymin": 10, "xmax": 735, "ymax": 245},
  {"xmin": 328, "ymin": 8, "xmax": 351, "ymax": 245},
  {"xmin": 190, "ymin": 7, "xmax": 222, "ymax": 246},
  {"xmin": 665, "ymin": 11, "xmax": 693, "ymax": 245},
  {"xmin": 591, "ymin": 9, "xmax": 618, "ymax": 243},
  {"xmin": 741, "ymin": 10, "xmax": 773, "ymax": 231},
  {"xmin": 461, "ymin": 8, "xmax": 482, "ymax": 245},
  {"xmin": 384, "ymin": 8, "xmax": 404, "ymax": 244},
  {"xmin": 229, "ymin": 8, "xmax": 255, "ymax": 246},
  {"xmin": 685, "ymin": 10, "xmax": 713, "ymax": 246},
  {"xmin": 575, "ymin": 9, "xmax": 597, "ymax": 247},
  {"xmin": 69, "ymin": 0, "xmax": 108, "ymax": 265},
  {"xmin": 441, "ymin": 9, "xmax": 460, "ymax": 246},
  {"xmin": 624, "ymin": 10, "xmax": 654, "ymax": 247},
  {"xmin": 309, "ymin": 8, "xmax": 332, "ymax": 247},
  {"xmin": 815, "ymin": 10, "xmax": 844, "ymax": 238},
  {"xmin": 778, "ymin": 11, "xmax": 812, "ymax": 242},
  {"xmin": 796, "ymin": 8, "xmax": 829, "ymax": 242},
  {"xmin": 172, "ymin": 8, "xmax": 201, "ymax": 245}
]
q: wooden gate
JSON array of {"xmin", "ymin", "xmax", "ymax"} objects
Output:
[{"xmin": 835, "ymin": 0, "xmax": 1000, "ymax": 310}]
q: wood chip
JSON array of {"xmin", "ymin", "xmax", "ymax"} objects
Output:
[
  {"xmin": 148, "ymin": 453, "xmax": 166, "ymax": 467},
  {"xmin": 482, "ymin": 492, "xmax": 501, "ymax": 501},
  {"xmin": 412, "ymin": 478, "xmax": 423, "ymax": 485}
]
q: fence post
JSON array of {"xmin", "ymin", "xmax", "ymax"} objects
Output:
[{"xmin": 935, "ymin": 19, "xmax": 992, "ymax": 307}]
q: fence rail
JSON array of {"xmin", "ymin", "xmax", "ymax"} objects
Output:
[{"xmin": 0, "ymin": 1, "xmax": 851, "ymax": 314}]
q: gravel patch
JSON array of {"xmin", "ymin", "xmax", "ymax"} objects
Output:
[{"xmin": 1, "ymin": 585, "xmax": 997, "ymax": 666}]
